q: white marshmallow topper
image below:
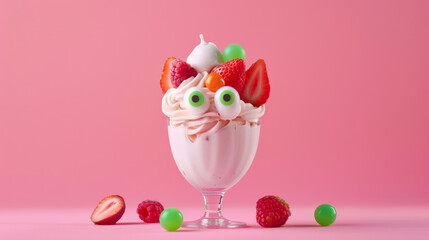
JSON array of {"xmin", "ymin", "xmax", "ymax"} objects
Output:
[{"xmin": 186, "ymin": 34, "xmax": 223, "ymax": 73}]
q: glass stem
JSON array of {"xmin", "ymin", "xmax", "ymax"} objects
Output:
[{"xmin": 203, "ymin": 193, "xmax": 224, "ymax": 219}]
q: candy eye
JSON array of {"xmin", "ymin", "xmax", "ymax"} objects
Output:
[
  {"xmin": 184, "ymin": 87, "xmax": 209, "ymax": 116},
  {"xmin": 215, "ymin": 86, "xmax": 241, "ymax": 119}
]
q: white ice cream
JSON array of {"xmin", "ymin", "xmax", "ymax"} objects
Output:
[{"xmin": 168, "ymin": 121, "xmax": 260, "ymax": 193}]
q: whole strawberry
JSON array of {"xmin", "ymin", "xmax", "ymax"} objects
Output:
[
  {"xmin": 137, "ymin": 200, "xmax": 164, "ymax": 223},
  {"xmin": 211, "ymin": 59, "xmax": 246, "ymax": 93},
  {"xmin": 256, "ymin": 195, "xmax": 291, "ymax": 228}
]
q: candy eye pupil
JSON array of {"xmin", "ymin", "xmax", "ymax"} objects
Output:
[
  {"xmin": 192, "ymin": 95, "xmax": 199, "ymax": 103},
  {"xmin": 219, "ymin": 90, "xmax": 235, "ymax": 106},
  {"xmin": 188, "ymin": 91, "xmax": 204, "ymax": 107}
]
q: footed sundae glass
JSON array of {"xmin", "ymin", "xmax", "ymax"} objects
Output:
[
  {"xmin": 167, "ymin": 119, "xmax": 261, "ymax": 228},
  {"xmin": 161, "ymin": 34, "xmax": 268, "ymax": 229}
]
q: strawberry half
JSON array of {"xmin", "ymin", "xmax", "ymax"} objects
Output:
[
  {"xmin": 91, "ymin": 195, "xmax": 126, "ymax": 225},
  {"xmin": 160, "ymin": 57, "xmax": 198, "ymax": 93},
  {"xmin": 211, "ymin": 59, "xmax": 246, "ymax": 93},
  {"xmin": 241, "ymin": 59, "xmax": 270, "ymax": 107}
]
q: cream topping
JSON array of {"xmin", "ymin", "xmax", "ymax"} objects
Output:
[{"xmin": 162, "ymin": 73, "xmax": 265, "ymax": 141}]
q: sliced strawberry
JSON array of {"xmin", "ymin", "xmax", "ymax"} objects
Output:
[
  {"xmin": 91, "ymin": 195, "xmax": 126, "ymax": 225},
  {"xmin": 211, "ymin": 59, "xmax": 246, "ymax": 93},
  {"xmin": 241, "ymin": 59, "xmax": 270, "ymax": 107},
  {"xmin": 160, "ymin": 57, "xmax": 176, "ymax": 93},
  {"xmin": 160, "ymin": 57, "xmax": 198, "ymax": 93}
]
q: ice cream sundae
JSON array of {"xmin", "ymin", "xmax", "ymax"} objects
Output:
[{"xmin": 160, "ymin": 34, "xmax": 270, "ymax": 228}]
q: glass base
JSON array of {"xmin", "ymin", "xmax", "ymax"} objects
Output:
[{"xmin": 182, "ymin": 215, "xmax": 246, "ymax": 229}]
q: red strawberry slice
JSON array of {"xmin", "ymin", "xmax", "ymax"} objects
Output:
[
  {"xmin": 160, "ymin": 57, "xmax": 198, "ymax": 93},
  {"xmin": 160, "ymin": 57, "xmax": 176, "ymax": 93},
  {"xmin": 211, "ymin": 59, "xmax": 246, "ymax": 93},
  {"xmin": 241, "ymin": 59, "xmax": 270, "ymax": 107},
  {"xmin": 91, "ymin": 195, "xmax": 126, "ymax": 225}
]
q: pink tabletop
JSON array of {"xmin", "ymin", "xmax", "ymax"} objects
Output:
[{"xmin": 1, "ymin": 206, "xmax": 429, "ymax": 240}]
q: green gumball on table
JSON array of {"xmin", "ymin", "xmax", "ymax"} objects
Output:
[
  {"xmin": 314, "ymin": 204, "xmax": 337, "ymax": 226},
  {"xmin": 222, "ymin": 44, "xmax": 246, "ymax": 62},
  {"xmin": 160, "ymin": 208, "xmax": 183, "ymax": 231}
]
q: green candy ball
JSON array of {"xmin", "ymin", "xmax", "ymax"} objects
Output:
[
  {"xmin": 314, "ymin": 204, "xmax": 337, "ymax": 226},
  {"xmin": 222, "ymin": 44, "xmax": 246, "ymax": 62},
  {"xmin": 159, "ymin": 208, "xmax": 183, "ymax": 231}
]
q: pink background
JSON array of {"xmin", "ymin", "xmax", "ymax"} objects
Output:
[{"xmin": 1, "ymin": 0, "xmax": 428, "ymax": 214}]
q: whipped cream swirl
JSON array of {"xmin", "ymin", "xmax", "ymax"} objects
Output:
[{"xmin": 162, "ymin": 72, "xmax": 265, "ymax": 141}]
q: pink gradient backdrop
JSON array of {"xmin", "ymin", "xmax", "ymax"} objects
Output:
[{"xmin": 1, "ymin": 0, "xmax": 428, "ymax": 210}]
